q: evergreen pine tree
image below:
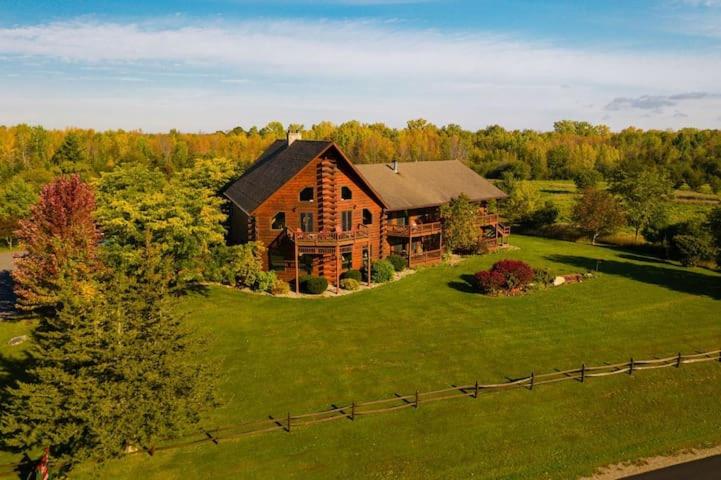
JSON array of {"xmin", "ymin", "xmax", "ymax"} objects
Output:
[{"xmin": 1, "ymin": 245, "xmax": 216, "ymax": 473}]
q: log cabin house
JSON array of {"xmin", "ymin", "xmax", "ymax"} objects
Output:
[{"xmin": 224, "ymin": 131, "xmax": 509, "ymax": 293}]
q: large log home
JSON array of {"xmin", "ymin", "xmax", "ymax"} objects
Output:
[{"xmin": 224, "ymin": 131, "xmax": 509, "ymax": 292}]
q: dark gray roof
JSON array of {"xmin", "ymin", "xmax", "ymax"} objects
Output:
[
  {"xmin": 224, "ymin": 140, "xmax": 333, "ymax": 213},
  {"xmin": 355, "ymin": 160, "xmax": 507, "ymax": 211}
]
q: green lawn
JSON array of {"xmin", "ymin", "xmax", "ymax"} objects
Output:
[{"xmin": 2, "ymin": 236, "xmax": 721, "ymax": 479}]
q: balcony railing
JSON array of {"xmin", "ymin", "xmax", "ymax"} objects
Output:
[
  {"xmin": 475, "ymin": 213, "xmax": 499, "ymax": 226},
  {"xmin": 386, "ymin": 221, "xmax": 442, "ymax": 237},
  {"xmin": 286, "ymin": 224, "xmax": 369, "ymax": 246},
  {"xmin": 408, "ymin": 249, "xmax": 443, "ymax": 265}
]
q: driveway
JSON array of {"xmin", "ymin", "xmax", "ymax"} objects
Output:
[
  {"xmin": 623, "ymin": 455, "xmax": 721, "ymax": 479},
  {"xmin": 0, "ymin": 251, "xmax": 17, "ymax": 317}
]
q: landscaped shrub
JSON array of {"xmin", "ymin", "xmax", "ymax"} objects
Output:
[
  {"xmin": 253, "ymin": 270, "xmax": 277, "ymax": 293},
  {"xmin": 474, "ymin": 260, "xmax": 534, "ymax": 295},
  {"xmin": 207, "ymin": 243, "xmax": 265, "ymax": 288},
  {"xmin": 303, "ymin": 275, "xmax": 328, "ymax": 294},
  {"xmin": 672, "ymin": 234, "xmax": 715, "ymax": 267},
  {"xmin": 341, "ymin": 269, "xmax": 362, "ymax": 282},
  {"xmin": 532, "ymin": 268, "xmax": 554, "ymax": 288},
  {"xmin": 387, "ymin": 254, "xmax": 407, "ymax": 272},
  {"xmin": 369, "ymin": 259, "xmax": 395, "ymax": 283},
  {"xmin": 340, "ymin": 278, "xmax": 360, "ymax": 291},
  {"xmin": 271, "ymin": 278, "xmax": 290, "ymax": 295}
]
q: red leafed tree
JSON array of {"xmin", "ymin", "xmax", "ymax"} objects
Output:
[{"xmin": 12, "ymin": 175, "xmax": 101, "ymax": 312}]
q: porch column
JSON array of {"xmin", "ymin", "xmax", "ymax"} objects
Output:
[
  {"xmin": 335, "ymin": 245, "xmax": 340, "ymax": 294},
  {"xmin": 408, "ymin": 231, "xmax": 413, "ymax": 268},
  {"xmin": 295, "ymin": 243, "xmax": 300, "ymax": 294},
  {"xmin": 367, "ymin": 240, "xmax": 372, "ymax": 287}
]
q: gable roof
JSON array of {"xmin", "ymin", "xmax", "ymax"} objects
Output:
[
  {"xmin": 224, "ymin": 139, "xmax": 387, "ymax": 214},
  {"xmin": 224, "ymin": 139, "xmax": 334, "ymax": 214},
  {"xmin": 355, "ymin": 160, "xmax": 507, "ymax": 211}
]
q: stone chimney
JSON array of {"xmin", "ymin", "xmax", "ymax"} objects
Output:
[
  {"xmin": 392, "ymin": 160, "xmax": 399, "ymax": 174},
  {"xmin": 287, "ymin": 129, "xmax": 302, "ymax": 146}
]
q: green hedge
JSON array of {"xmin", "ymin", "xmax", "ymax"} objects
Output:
[
  {"xmin": 341, "ymin": 269, "xmax": 362, "ymax": 282},
  {"xmin": 387, "ymin": 254, "xmax": 407, "ymax": 272},
  {"xmin": 369, "ymin": 259, "xmax": 394, "ymax": 283},
  {"xmin": 303, "ymin": 275, "xmax": 329, "ymax": 294}
]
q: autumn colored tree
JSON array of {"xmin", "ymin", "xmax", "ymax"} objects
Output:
[
  {"xmin": 572, "ymin": 188, "xmax": 626, "ymax": 245},
  {"xmin": 12, "ymin": 175, "xmax": 101, "ymax": 312}
]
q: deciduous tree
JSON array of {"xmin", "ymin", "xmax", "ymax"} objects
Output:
[
  {"xmin": 572, "ymin": 188, "xmax": 626, "ymax": 245},
  {"xmin": 440, "ymin": 194, "xmax": 480, "ymax": 253},
  {"xmin": 12, "ymin": 175, "xmax": 101, "ymax": 312}
]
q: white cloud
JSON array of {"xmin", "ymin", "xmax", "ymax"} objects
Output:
[{"xmin": 0, "ymin": 18, "xmax": 720, "ymax": 130}]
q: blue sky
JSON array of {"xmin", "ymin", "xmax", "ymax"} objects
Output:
[{"xmin": 1, "ymin": 0, "xmax": 720, "ymax": 132}]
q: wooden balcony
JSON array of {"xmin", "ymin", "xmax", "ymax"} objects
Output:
[
  {"xmin": 286, "ymin": 225, "xmax": 369, "ymax": 247},
  {"xmin": 475, "ymin": 213, "xmax": 499, "ymax": 226},
  {"xmin": 386, "ymin": 221, "xmax": 442, "ymax": 237},
  {"xmin": 408, "ymin": 249, "xmax": 443, "ymax": 265}
]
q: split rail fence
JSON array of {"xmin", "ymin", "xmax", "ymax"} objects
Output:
[
  {"xmin": 146, "ymin": 348, "xmax": 721, "ymax": 454},
  {"xmin": 0, "ymin": 348, "xmax": 719, "ymax": 476}
]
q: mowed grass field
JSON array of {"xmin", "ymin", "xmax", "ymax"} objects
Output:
[
  {"xmin": 531, "ymin": 180, "xmax": 718, "ymax": 225},
  {"xmin": 2, "ymin": 235, "xmax": 721, "ymax": 479}
]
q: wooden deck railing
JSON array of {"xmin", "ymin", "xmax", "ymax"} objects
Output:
[
  {"xmin": 286, "ymin": 225, "xmax": 369, "ymax": 246},
  {"xmin": 408, "ymin": 249, "xmax": 443, "ymax": 264},
  {"xmin": 386, "ymin": 222, "xmax": 442, "ymax": 237}
]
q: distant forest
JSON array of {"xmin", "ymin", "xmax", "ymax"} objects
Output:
[{"xmin": 1, "ymin": 119, "xmax": 721, "ymax": 241}]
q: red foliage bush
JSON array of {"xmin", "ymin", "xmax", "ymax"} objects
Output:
[{"xmin": 474, "ymin": 260, "xmax": 534, "ymax": 295}]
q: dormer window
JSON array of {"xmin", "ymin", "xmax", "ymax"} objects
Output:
[
  {"xmin": 341, "ymin": 186, "xmax": 352, "ymax": 200},
  {"xmin": 299, "ymin": 187, "xmax": 314, "ymax": 202},
  {"xmin": 271, "ymin": 212, "xmax": 286, "ymax": 230}
]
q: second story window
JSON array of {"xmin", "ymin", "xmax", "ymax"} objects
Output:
[
  {"xmin": 362, "ymin": 208, "xmax": 373, "ymax": 225},
  {"xmin": 300, "ymin": 212, "xmax": 314, "ymax": 232},
  {"xmin": 299, "ymin": 187, "xmax": 314, "ymax": 202},
  {"xmin": 341, "ymin": 211, "xmax": 353, "ymax": 231},
  {"xmin": 271, "ymin": 212, "xmax": 286, "ymax": 230},
  {"xmin": 341, "ymin": 186, "xmax": 352, "ymax": 200}
]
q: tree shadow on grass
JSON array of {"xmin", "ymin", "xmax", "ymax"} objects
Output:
[
  {"xmin": 447, "ymin": 274, "xmax": 477, "ymax": 294},
  {"xmin": 545, "ymin": 254, "xmax": 721, "ymax": 300}
]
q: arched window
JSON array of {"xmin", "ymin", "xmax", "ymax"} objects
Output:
[
  {"xmin": 271, "ymin": 212, "xmax": 286, "ymax": 230},
  {"xmin": 341, "ymin": 186, "xmax": 352, "ymax": 200},
  {"xmin": 299, "ymin": 187, "xmax": 314, "ymax": 202},
  {"xmin": 362, "ymin": 208, "xmax": 373, "ymax": 225}
]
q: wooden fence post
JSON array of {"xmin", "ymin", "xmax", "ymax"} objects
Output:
[
  {"xmin": 351, "ymin": 402, "xmax": 356, "ymax": 421},
  {"xmin": 287, "ymin": 412, "xmax": 291, "ymax": 432},
  {"xmin": 530, "ymin": 371, "xmax": 535, "ymax": 390},
  {"xmin": 415, "ymin": 391, "xmax": 419, "ymax": 408},
  {"xmin": 676, "ymin": 352, "xmax": 682, "ymax": 368},
  {"xmin": 718, "ymin": 350, "xmax": 721, "ymax": 363},
  {"xmin": 581, "ymin": 363, "xmax": 586, "ymax": 383},
  {"xmin": 474, "ymin": 381, "xmax": 479, "ymax": 399},
  {"xmin": 629, "ymin": 358, "xmax": 634, "ymax": 375}
]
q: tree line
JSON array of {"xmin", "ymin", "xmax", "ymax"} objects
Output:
[{"xmin": 2, "ymin": 119, "xmax": 721, "ymax": 244}]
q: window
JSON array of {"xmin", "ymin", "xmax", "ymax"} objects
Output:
[
  {"xmin": 342, "ymin": 252, "xmax": 352, "ymax": 270},
  {"xmin": 299, "ymin": 187, "xmax": 314, "ymax": 202},
  {"xmin": 300, "ymin": 212, "xmax": 314, "ymax": 233},
  {"xmin": 271, "ymin": 212, "xmax": 286, "ymax": 230},
  {"xmin": 341, "ymin": 211, "xmax": 353, "ymax": 232},
  {"xmin": 341, "ymin": 186, "xmax": 352, "ymax": 200},
  {"xmin": 362, "ymin": 208, "xmax": 373, "ymax": 225},
  {"xmin": 269, "ymin": 248, "xmax": 286, "ymax": 271}
]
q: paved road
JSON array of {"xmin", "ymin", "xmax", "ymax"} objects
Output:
[
  {"xmin": 623, "ymin": 455, "xmax": 721, "ymax": 479},
  {"xmin": 0, "ymin": 251, "xmax": 17, "ymax": 317}
]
